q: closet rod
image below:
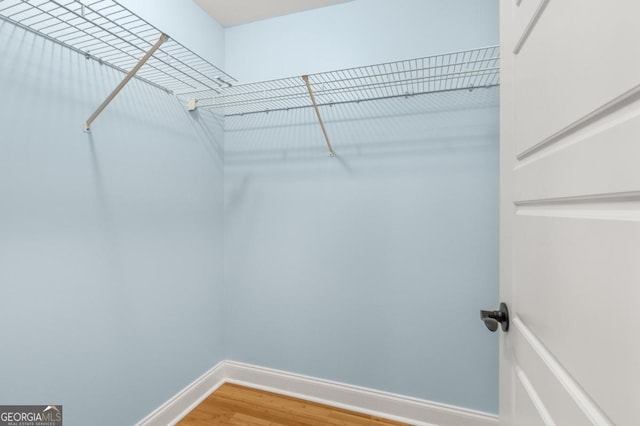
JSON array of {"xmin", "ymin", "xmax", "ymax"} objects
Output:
[
  {"xmin": 302, "ymin": 75, "xmax": 335, "ymax": 157},
  {"xmin": 84, "ymin": 33, "xmax": 169, "ymax": 132}
]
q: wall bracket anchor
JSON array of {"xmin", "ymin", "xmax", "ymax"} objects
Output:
[
  {"xmin": 84, "ymin": 33, "xmax": 169, "ymax": 132},
  {"xmin": 302, "ymin": 74, "xmax": 335, "ymax": 157}
]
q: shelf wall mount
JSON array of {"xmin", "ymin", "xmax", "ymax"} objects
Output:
[
  {"xmin": 302, "ymin": 74, "xmax": 335, "ymax": 157},
  {"xmin": 84, "ymin": 32, "xmax": 168, "ymax": 132}
]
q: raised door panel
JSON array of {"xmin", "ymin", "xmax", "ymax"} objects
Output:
[
  {"xmin": 514, "ymin": 212, "xmax": 640, "ymax": 425},
  {"xmin": 513, "ymin": 0, "xmax": 640, "ymax": 156},
  {"xmin": 512, "ymin": 319, "xmax": 610, "ymax": 425},
  {"xmin": 512, "ymin": 0, "xmax": 549, "ymax": 54},
  {"xmin": 514, "ymin": 377, "xmax": 548, "ymax": 426},
  {"xmin": 514, "ymin": 100, "xmax": 640, "ymax": 202}
]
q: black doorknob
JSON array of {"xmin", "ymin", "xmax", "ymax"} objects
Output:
[{"xmin": 480, "ymin": 302, "xmax": 509, "ymax": 332}]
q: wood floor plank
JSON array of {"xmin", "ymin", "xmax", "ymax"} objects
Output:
[
  {"xmin": 178, "ymin": 383, "xmax": 409, "ymax": 426},
  {"xmin": 227, "ymin": 412, "xmax": 275, "ymax": 426}
]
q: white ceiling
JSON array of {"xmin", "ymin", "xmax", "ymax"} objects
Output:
[{"xmin": 193, "ymin": 0, "xmax": 352, "ymax": 27}]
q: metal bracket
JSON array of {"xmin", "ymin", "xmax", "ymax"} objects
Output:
[
  {"xmin": 301, "ymin": 75, "xmax": 334, "ymax": 157},
  {"xmin": 84, "ymin": 33, "xmax": 169, "ymax": 132}
]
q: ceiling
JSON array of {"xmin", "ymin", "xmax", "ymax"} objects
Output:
[{"xmin": 193, "ymin": 0, "xmax": 352, "ymax": 27}]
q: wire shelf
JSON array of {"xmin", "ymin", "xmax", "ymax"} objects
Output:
[
  {"xmin": 0, "ymin": 0, "xmax": 235, "ymax": 93},
  {"xmin": 181, "ymin": 46, "xmax": 499, "ymax": 116}
]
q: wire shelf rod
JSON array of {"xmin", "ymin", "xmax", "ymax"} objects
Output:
[
  {"xmin": 0, "ymin": 0, "xmax": 235, "ymax": 94},
  {"xmin": 177, "ymin": 45, "xmax": 499, "ymax": 116},
  {"xmin": 65, "ymin": 0, "xmax": 225, "ymax": 91},
  {"xmin": 206, "ymin": 58, "xmax": 498, "ymax": 103},
  {"xmin": 218, "ymin": 78, "xmax": 500, "ymax": 114},
  {"xmin": 195, "ymin": 66, "xmax": 499, "ymax": 109},
  {"xmin": 197, "ymin": 75, "xmax": 492, "ymax": 111},
  {"xmin": 0, "ymin": 8, "xmax": 169, "ymax": 93},
  {"xmin": 222, "ymin": 83, "xmax": 500, "ymax": 117},
  {"xmin": 213, "ymin": 68, "xmax": 500, "ymax": 115}
]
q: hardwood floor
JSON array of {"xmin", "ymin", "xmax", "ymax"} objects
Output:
[{"xmin": 178, "ymin": 383, "xmax": 409, "ymax": 426}]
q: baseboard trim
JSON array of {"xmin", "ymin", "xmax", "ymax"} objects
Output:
[
  {"xmin": 136, "ymin": 361, "xmax": 226, "ymax": 426},
  {"xmin": 224, "ymin": 361, "xmax": 498, "ymax": 426},
  {"xmin": 137, "ymin": 360, "xmax": 499, "ymax": 426}
]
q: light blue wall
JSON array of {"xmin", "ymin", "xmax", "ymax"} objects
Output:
[
  {"xmin": 225, "ymin": 0, "xmax": 499, "ymax": 82},
  {"xmin": 223, "ymin": 0, "xmax": 500, "ymax": 414},
  {"xmin": 224, "ymin": 92, "xmax": 500, "ymax": 414},
  {"xmin": 0, "ymin": 0, "xmax": 500, "ymax": 421},
  {"xmin": 0, "ymin": 3, "xmax": 225, "ymax": 424}
]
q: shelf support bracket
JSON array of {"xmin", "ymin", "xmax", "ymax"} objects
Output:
[
  {"xmin": 84, "ymin": 33, "xmax": 169, "ymax": 132},
  {"xmin": 302, "ymin": 75, "xmax": 334, "ymax": 157}
]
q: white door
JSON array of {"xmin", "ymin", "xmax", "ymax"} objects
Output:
[{"xmin": 499, "ymin": 1, "xmax": 640, "ymax": 425}]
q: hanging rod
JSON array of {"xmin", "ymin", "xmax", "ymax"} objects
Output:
[
  {"xmin": 302, "ymin": 75, "xmax": 334, "ymax": 157},
  {"xmin": 180, "ymin": 45, "xmax": 500, "ymax": 117}
]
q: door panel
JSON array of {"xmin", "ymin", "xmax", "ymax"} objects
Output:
[
  {"xmin": 514, "ymin": 102, "xmax": 640, "ymax": 202},
  {"xmin": 500, "ymin": 0, "xmax": 640, "ymax": 425},
  {"xmin": 512, "ymin": 0, "xmax": 548, "ymax": 54},
  {"xmin": 514, "ymin": 376, "xmax": 548, "ymax": 426},
  {"xmin": 512, "ymin": 322, "xmax": 596, "ymax": 425},
  {"xmin": 513, "ymin": 0, "xmax": 640, "ymax": 155},
  {"xmin": 515, "ymin": 214, "xmax": 639, "ymax": 425}
]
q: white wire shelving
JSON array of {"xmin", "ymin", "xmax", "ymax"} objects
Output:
[
  {"xmin": 0, "ymin": 0, "xmax": 235, "ymax": 93},
  {"xmin": 0, "ymin": 0, "xmax": 236, "ymax": 129},
  {"xmin": 180, "ymin": 45, "xmax": 500, "ymax": 117},
  {"xmin": 0, "ymin": 1, "xmax": 499, "ymax": 140}
]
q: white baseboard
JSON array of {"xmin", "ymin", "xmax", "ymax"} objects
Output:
[
  {"xmin": 137, "ymin": 360, "xmax": 499, "ymax": 426},
  {"xmin": 224, "ymin": 361, "xmax": 498, "ymax": 426},
  {"xmin": 136, "ymin": 361, "xmax": 226, "ymax": 426}
]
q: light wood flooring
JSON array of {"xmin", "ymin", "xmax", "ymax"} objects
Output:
[{"xmin": 178, "ymin": 383, "xmax": 410, "ymax": 426}]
